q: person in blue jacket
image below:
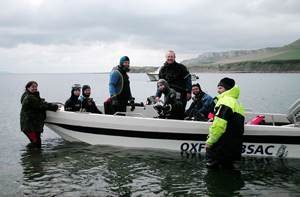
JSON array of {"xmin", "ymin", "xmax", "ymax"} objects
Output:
[
  {"xmin": 108, "ymin": 56, "xmax": 135, "ymax": 114},
  {"xmin": 185, "ymin": 83, "xmax": 215, "ymax": 121}
]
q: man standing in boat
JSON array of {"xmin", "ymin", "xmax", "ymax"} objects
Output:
[
  {"xmin": 205, "ymin": 77, "xmax": 245, "ymax": 168},
  {"xmin": 108, "ymin": 56, "xmax": 135, "ymax": 114},
  {"xmin": 156, "ymin": 50, "xmax": 192, "ymax": 109}
]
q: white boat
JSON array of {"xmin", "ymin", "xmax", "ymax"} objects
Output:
[
  {"xmin": 146, "ymin": 71, "xmax": 159, "ymax": 81},
  {"xmin": 146, "ymin": 69, "xmax": 199, "ymax": 82},
  {"xmin": 45, "ymin": 99, "xmax": 300, "ymax": 159}
]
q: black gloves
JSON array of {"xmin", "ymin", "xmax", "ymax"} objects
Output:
[
  {"xmin": 128, "ymin": 97, "xmax": 135, "ymax": 111},
  {"xmin": 162, "ymin": 104, "xmax": 172, "ymax": 113},
  {"xmin": 47, "ymin": 103, "xmax": 59, "ymax": 111},
  {"xmin": 153, "ymin": 103, "xmax": 163, "ymax": 114},
  {"xmin": 153, "ymin": 104, "xmax": 172, "ymax": 116}
]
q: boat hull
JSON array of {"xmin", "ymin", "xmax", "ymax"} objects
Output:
[{"xmin": 45, "ymin": 110, "xmax": 300, "ymax": 159}]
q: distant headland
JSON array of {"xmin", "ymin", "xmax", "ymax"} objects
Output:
[{"xmin": 131, "ymin": 38, "xmax": 300, "ymax": 73}]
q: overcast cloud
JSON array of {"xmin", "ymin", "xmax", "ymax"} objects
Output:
[{"xmin": 0, "ymin": 0, "xmax": 299, "ymax": 73}]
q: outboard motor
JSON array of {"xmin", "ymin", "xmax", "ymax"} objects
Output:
[{"xmin": 287, "ymin": 98, "xmax": 300, "ymax": 124}]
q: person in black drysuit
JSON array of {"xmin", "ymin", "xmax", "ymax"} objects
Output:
[
  {"xmin": 156, "ymin": 50, "xmax": 192, "ymax": 109},
  {"xmin": 79, "ymin": 85, "xmax": 102, "ymax": 114},
  {"xmin": 64, "ymin": 84, "xmax": 81, "ymax": 112},
  {"xmin": 154, "ymin": 79, "xmax": 184, "ymax": 120}
]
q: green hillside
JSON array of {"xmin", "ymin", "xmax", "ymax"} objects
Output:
[
  {"xmin": 182, "ymin": 38, "xmax": 300, "ymax": 72},
  {"xmin": 263, "ymin": 39, "xmax": 300, "ymax": 60}
]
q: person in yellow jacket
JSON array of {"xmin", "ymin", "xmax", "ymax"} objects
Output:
[{"xmin": 206, "ymin": 77, "xmax": 245, "ymax": 168}]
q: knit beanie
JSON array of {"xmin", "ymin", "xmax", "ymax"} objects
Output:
[
  {"xmin": 71, "ymin": 84, "xmax": 81, "ymax": 97},
  {"xmin": 157, "ymin": 79, "xmax": 169, "ymax": 89},
  {"xmin": 82, "ymin": 85, "xmax": 91, "ymax": 92},
  {"xmin": 72, "ymin": 84, "xmax": 81, "ymax": 91},
  {"xmin": 192, "ymin": 83, "xmax": 201, "ymax": 90},
  {"xmin": 119, "ymin": 56, "xmax": 130, "ymax": 66},
  {"xmin": 218, "ymin": 77, "xmax": 235, "ymax": 90}
]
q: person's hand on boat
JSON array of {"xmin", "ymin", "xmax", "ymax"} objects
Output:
[
  {"xmin": 46, "ymin": 102, "xmax": 59, "ymax": 111},
  {"xmin": 155, "ymin": 96, "xmax": 161, "ymax": 103}
]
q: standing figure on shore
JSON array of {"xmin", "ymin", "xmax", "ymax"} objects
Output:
[
  {"xmin": 206, "ymin": 77, "xmax": 245, "ymax": 168},
  {"xmin": 20, "ymin": 81, "xmax": 58, "ymax": 148},
  {"xmin": 156, "ymin": 50, "xmax": 192, "ymax": 109},
  {"xmin": 108, "ymin": 56, "xmax": 135, "ymax": 114},
  {"xmin": 65, "ymin": 84, "xmax": 81, "ymax": 112}
]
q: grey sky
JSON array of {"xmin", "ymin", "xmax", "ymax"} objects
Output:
[{"xmin": 0, "ymin": 0, "xmax": 299, "ymax": 72}]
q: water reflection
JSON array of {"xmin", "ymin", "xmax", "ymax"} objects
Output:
[
  {"xmin": 19, "ymin": 141, "xmax": 300, "ymax": 196},
  {"xmin": 204, "ymin": 169, "xmax": 244, "ymax": 196},
  {"xmin": 21, "ymin": 146, "xmax": 45, "ymax": 181}
]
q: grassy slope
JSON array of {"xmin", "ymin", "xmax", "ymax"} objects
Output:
[
  {"xmin": 184, "ymin": 38, "xmax": 300, "ymax": 72},
  {"xmin": 189, "ymin": 39, "xmax": 300, "ymax": 64}
]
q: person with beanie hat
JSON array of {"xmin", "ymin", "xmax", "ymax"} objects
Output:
[
  {"xmin": 108, "ymin": 56, "xmax": 134, "ymax": 114},
  {"xmin": 82, "ymin": 85, "xmax": 91, "ymax": 97},
  {"xmin": 79, "ymin": 85, "xmax": 102, "ymax": 114},
  {"xmin": 156, "ymin": 50, "xmax": 192, "ymax": 109},
  {"xmin": 65, "ymin": 84, "xmax": 82, "ymax": 111},
  {"xmin": 217, "ymin": 77, "xmax": 235, "ymax": 94},
  {"xmin": 118, "ymin": 56, "xmax": 130, "ymax": 72},
  {"xmin": 154, "ymin": 79, "xmax": 184, "ymax": 120},
  {"xmin": 205, "ymin": 77, "xmax": 245, "ymax": 169},
  {"xmin": 184, "ymin": 83, "xmax": 215, "ymax": 121}
]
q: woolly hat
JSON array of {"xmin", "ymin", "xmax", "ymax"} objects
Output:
[
  {"xmin": 218, "ymin": 77, "xmax": 235, "ymax": 90},
  {"xmin": 192, "ymin": 83, "xmax": 201, "ymax": 90},
  {"xmin": 119, "ymin": 56, "xmax": 130, "ymax": 66},
  {"xmin": 72, "ymin": 84, "xmax": 81, "ymax": 91},
  {"xmin": 82, "ymin": 85, "xmax": 91, "ymax": 92},
  {"xmin": 157, "ymin": 79, "xmax": 169, "ymax": 88}
]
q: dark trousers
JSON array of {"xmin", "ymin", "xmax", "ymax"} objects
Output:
[
  {"xmin": 111, "ymin": 100, "xmax": 127, "ymax": 115},
  {"xmin": 206, "ymin": 147, "xmax": 234, "ymax": 169},
  {"xmin": 180, "ymin": 92, "xmax": 188, "ymax": 109}
]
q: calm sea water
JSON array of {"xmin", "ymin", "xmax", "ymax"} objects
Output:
[{"xmin": 0, "ymin": 73, "xmax": 300, "ymax": 196}]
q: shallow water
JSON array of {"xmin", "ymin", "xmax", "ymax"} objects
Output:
[{"xmin": 0, "ymin": 73, "xmax": 300, "ymax": 196}]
